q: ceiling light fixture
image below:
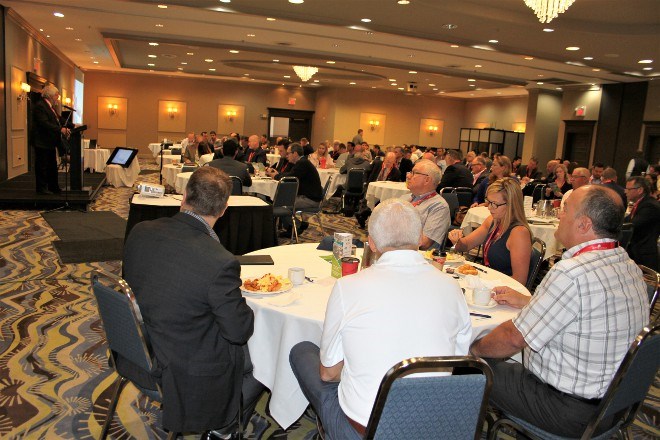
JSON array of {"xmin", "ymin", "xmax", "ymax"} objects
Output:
[
  {"xmin": 247, "ymin": 33, "xmax": 255, "ymax": 37},
  {"xmin": 361, "ymin": 18, "xmax": 371, "ymax": 22},
  {"xmin": 156, "ymin": 24, "xmax": 164, "ymax": 27},
  {"xmin": 524, "ymin": 56, "xmax": 534, "ymax": 60},
  {"xmin": 350, "ymin": 82, "xmax": 357, "ymax": 85},
  {"xmin": 149, "ymin": 42, "xmax": 159, "ymax": 46},
  {"xmin": 450, "ymin": 45, "xmax": 459, "ymax": 48},
  {"xmin": 266, "ymin": 17, "xmax": 276, "ymax": 21},
  {"xmin": 293, "ymin": 65, "xmax": 318, "ymax": 82},
  {"xmin": 273, "ymin": 59, "xmax": 280, "ymax": 62},
  {"xmin": 638, "ymin": 59, "xmax": 654, "ymax": 64},
  {"xmin": 398, "ymin": 0, "xmax": 410, "ymax": 4},
  {"xmin": 289, "ymin": 0, "xmax": 304, "ymax": 3},
  {"xmin": 326, "ymin": 61, "xmax": 335, "ymax": 64},
  {"xmin": 219, "ymin": 0, "xmax": 231, "ymax": 3},
  {"xmin": 409, "ymin": 71, "xmax": 417, "ymax": 74},
  {"xmin": 157, "ymin": 4, "xmax": 167, "ymax": 8},
  {"xmin": 566, "ymin": 46, "xmax": 580, "ymax": 51},
  {"xmin": 65, "ymin": 27, "xmax": 73, "ymax": 30},
  {"xmin": 205, "ymin": 58, "xmax": 213, "ymax": 62},
  {"xmin": 488, "ymin": 39, "xmax": 499, "ymax": 43},
  {"xmin": 148, "ymin": 54, "xmax": 157, "ymax": 58},
  {"xmin": 53, "ymin": 12, "xmax": 64, "ymax": 17},
  {"xmin": 583, "ymin": 56, "xmax": 593, "ymax": 60},
  {"xmin": 543, "ymin": 28, "xmax": 554, "ymax": 32},
  {"xmin": 229, "ymin": 50, "xmax": 239, "ymax": 53},
  {"xmin": 524, "ymin": 0, "xmax": 575, "ymax": 23}
]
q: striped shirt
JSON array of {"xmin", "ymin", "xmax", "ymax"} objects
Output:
[{"xmin": 513, "ymin": 238, "xmax": 649, "ymax": 399}]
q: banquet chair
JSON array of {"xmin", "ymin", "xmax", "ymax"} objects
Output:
[
  {"xmin": 91, "ymin": 270, "xmax": 176, "ymax": 440},
  {"xmin": 526, "ymin": 238, "xmax": 546, "ymax": 292},
  {"xmin": 272, "ymin": 176, "xmax": 299, "ymax": 243},
  {"xmin": 342, "ymin": 168, "xmax": 367, "ymax": 214},
  {"xmin": 440, "ymin": 191, "xmax": 460, "ymax": 251},
  {"xmin": 488, "ymin": 322, "xmax": 660, "ymax": 440},
  {"xmin": 170, "ymin": 147, "xmax": 181, "ymax": 155},
  {"xmin": 531, "ymin": 184, "xmax": 546, "ymax": 204},
  {"xmin": 618, "ymin": 222, "xmax": 634, "ymax": 251},
  {"xmin": 454, "ymin": 187, "xmax": 473, "ymax": 208},
  {"xmin": 364, "ymin": 356, "xmax": 493, "ymax": 440},
  {"xmin": 182, "ymin": 164, "xmax": 198, "ymax": 173},
  {"xmin": 296, "ymin": 177, "xmax": 330, "ymax": 237},
  {"xmin": 638, "ymin": 265, "xmax": 659, "ymax": 321},
  {"xmin": 230, "ymin": 175, "xmax": 243, "ymax": 195}
]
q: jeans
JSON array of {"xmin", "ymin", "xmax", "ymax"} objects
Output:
[{"xmin": 289, "ymin": 341, "xmax": 362, "ymax": 440}]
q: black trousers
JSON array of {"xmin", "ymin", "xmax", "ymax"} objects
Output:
[
  {"xmin": 486, "ymin": 358, "xmax": 616, "ymax": 437},
  {"xmin": 34, "ymin": 147, "xmax": 60, "ymax": 192}
]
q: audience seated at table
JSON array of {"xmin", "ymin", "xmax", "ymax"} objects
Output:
[
  {"xmin": 471, "ymin": 185, "xmax": 649, "ymax": 438},
  {"xmin": 404, "ymin": 159, "xmax": 451, "ymax": 250},
  {"xmin": 270, "ymin": 140, "xmax": 292, "ymax": 173},
  {"xmin": 123, "ymin": 167, "xmax": 265, "ymax": 438},
  {"xmin": 472, "ymin": 155, "xmax": 514, "ymax": 208},
  {"xmin": 625, "ymin": 176, "xmax": 660, "ymax": 271},
  {"xmin": 517, "ymin": 156, "xmax": 543, "ymax": 184},
  {"xmin": 207, "ymin": 138, "xmax": 252, "ymax": 187},
  {"xmin": 334, "ymin": 142, "xmax": 354, "ymax": 170},
  {"xmin": 544, "ymin": 163, "xmax": 571, "ymax": 199},
  {"xmin": 289, "ymin": 198, "xmax": 471, "ymax": 440},
  {"xmin": 470, "ymin": 156, "xmax": 489, "ymax": 204},
  {"xmin": 449, "ymin": 177, "xmax": 532, "ymax": 285},
  {"xmin": 340, "ymin": 147, "xmax": 371, "ymax": 175},
  {"xmin": 180, "ymin": 131, "xmax": 195, "ymax": 154},
  {"xmin": 308, "ymin": 142, "xmax": 334, "ymax": 169},
  {"xmin": 367, "ymin": 152, "xmax": 401, "ymax": 183},
  {"xmin": 561, "ymin": 167, "xmax": 591, "ymax": 209},
  {"xmin": 330, "ymin": 140, "xmax": 342, "ymax": 160},
  {"xmin": 436, "ymin": 149, "xmax": 473, "ymax": 191},
  {"xmin": 242, "ymin": 135, "xmax": 268, "ymax": 165},
  {"xmin": 601, "ymin": 167, "xmax": 626, "ymax": 206},
  {"xmin": 393, "ymin": 146, "xmax": 413, "ymax": 181},
  {"xmin": 183, "ymin": 135, "xmax": 211, "ymax": 164}
]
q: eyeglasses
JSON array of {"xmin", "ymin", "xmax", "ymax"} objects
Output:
[
  {"xmin": 485, "ymin": 198, "xmax": 507, "ymax": 208},
  {"xmin": 624, "ymin": 186, "xmax": 640, "ymax": 191},
  {"xmin": 407, "ymin": 170, "xmax": 429, "ymax": 177}
]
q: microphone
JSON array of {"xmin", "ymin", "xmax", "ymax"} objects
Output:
[{"xmin": 62, "ymin": 105, "xmax": 76, "ymax": 112}]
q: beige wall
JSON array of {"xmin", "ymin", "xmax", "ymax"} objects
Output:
[
  {"xmin": 83, "ymin": 72, "xmax": 316, "ymax": 154},
  {"xmin": 5, "ymin": 14, "xmax": 75, "ymax": 179},
  {"xmin": 464, "ymin": 96, "xmax": 528, "ymax": 133},
  {"xmin": 523, "ymin": 89, "xmax": 562, "ymax": 167}
]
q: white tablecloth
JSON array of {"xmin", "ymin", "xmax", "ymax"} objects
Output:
[
  {"xmin": 365, "ymin": 181, "xmax": 411, "ymax": 209},
  {"xmin": 317, "ymin": 168, "xmax": 346, "ymax": 200},
  {"xmin": 83, "ymin": 148, "xmax": 110, "ymax": 173},
  {"xmin": 266, "ymin": 153, "xmax": 280, "ymax": 165},
  {"xmin": 460, "ymin": 206, "xmax": 563, "ymax": 259},
  {"xmin": 174, "ymin": 172, "xmax": 193, "ymax": 194},
  {"xmin": 149, "ymin": 143, "xmax": 181, "ymax": 157},
  {"xmin": 161, "ymin": 164, "xmax": 183, "ymax": 188},
  {"xmin": 198, "ymin": 153, "xmax": 214, "ymax": 166},
  {"xmin": 245, "ymin": 178, "xmax": 278, "ymax": 199},
  {"xmin": 130, "ymin": 194, "xmax": 267, "ymax": 207},
  {"xmin": 156, "ymin": 154, "xmax": 181, "ymax": 166},
  {"xmin": 242, "ymin": 243, "xmax": 529, "ymax": 429},
  {"xmin": 105, "ymin": 158, "xmax": 141, "ymax": 188}
]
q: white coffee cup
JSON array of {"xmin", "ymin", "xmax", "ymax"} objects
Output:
[
  {"xmin": 288, "ymin": 267, "xmax": 305, "ymax": 285},
  {"xmin": 473, "ymin": 287, "xmax": 492, "ymax": 306}
]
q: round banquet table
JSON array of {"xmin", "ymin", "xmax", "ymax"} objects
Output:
[
  {"xmin": 161, "ymin": 164, "xmax": 184, "ymax": 188},
  {"xmin": 245, "ymin": 177, "xmax": 278, "ymax": 199},
  {"xmin": 266, "ymin": 153, "xmax": 280, "ymax": 166},
  {"xmin": 82, "ymin": 148, "xmax": 110, "ymax": 172},
  {"xmin": 365, "ymin": 180, "xmax": 411, "ymax": 209},
  {"xmin": 155, "ymin": 154, "xmax": 181, "ymax": 166},
  {"xmin": 105, "ymin": 157, "xmax": 141, "ymax": 187},
  {"xmin": 317, "ymin": 168, "xmax": 346, "ymax": 200},
  {"xmin": 460, "ymin": 206, "xmax": 563, "ymax": 259},
  {"xmin": 241, "ymin": 243, "xmax": 529, "ymax": 429},
  {"xmin": 149, "ymin": 143, "xmax": 181, "ymax": 157}
]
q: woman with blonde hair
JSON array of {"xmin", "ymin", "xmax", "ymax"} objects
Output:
[
  {"xmin": 309, "ymin": 142, "xmax": 334, "ymax": 169},
  {"xmin": 448, "ymin": 177, "xmax": 532, "ymax": 285},
  {"xmin": 545, "ymin": 163, "xmax": 571, "ymax": 199},
  {"xmin": 473, "ymin": 155, "xmax": 514, "ymax": 207}
]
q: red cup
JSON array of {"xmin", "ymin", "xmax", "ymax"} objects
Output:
[{"xmin": 341, "ymin": 257, "xmax": 360, "ymax": 276}]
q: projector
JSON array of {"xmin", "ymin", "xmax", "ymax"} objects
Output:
[{"xmin": 137, "ymin": 182, "xmax": 165, "ymax": 198}]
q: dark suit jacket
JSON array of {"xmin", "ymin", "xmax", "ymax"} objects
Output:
[
  {"xmin": 471, "ymin": 171, "xmax": 489, "ymax": 198},
  {"xmin": 603, "ymin": 181, "xmax": 627, "ymax": 206},
  {"xmin": 32, "ymin": 99, "xmax": 64, "ymax": 155},
  {"xmin": 396, "ymin": 158, "xmax": 414, "ymax": 181},
  {"xmin": 277, "ymin": 156, "xmax": 323, "ymax": 202},
  {"xmin": 518, "ymin": 165, "xmax": 543, "ymax": 180},
  {"xmin": 437, "ymin": 163, "xmax": 473, "ymax": 191},
  {"xmin": 625, "ymin": 195, "xmax": 660, "ymax": 270},
  {"xmin": 244, "ymin": 147, "xmax": 267, "ymax": 165},
  {"xmin": 123, "ymin": 213, "xmax": 254, "ymax": 432},
  {"xmin": 274, "ymin": 158, "xmax": 292, "ymax": 174},
  {"xmin": 368, "ymin": 159, "xmax": 401, "ymax": 183},
  {"xmin": 208, "ymin": 157, "xmax": 252, "ymax": 187}
]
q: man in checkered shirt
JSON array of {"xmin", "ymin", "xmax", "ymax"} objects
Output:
[{"xmin": 471, "ymin": 185, "xmax": 649, "ymax": 437}]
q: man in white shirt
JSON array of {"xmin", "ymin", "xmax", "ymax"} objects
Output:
[
  {"xmin": 560, "ymin": 167, "xmax": 591, "ymax": 210},
  {"xmin": 181, "ymin": 132, "xmax": 195, "ymax": 153},
  {"xmin": 290, "ymin": 199, "xmax": 471, "ymax": 439}
]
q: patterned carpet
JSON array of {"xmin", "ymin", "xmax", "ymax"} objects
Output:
[{"xmin": 0, "ymin": 158, "xmax": 656, "ymax": 439}]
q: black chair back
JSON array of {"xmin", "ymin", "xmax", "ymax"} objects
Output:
[
  {"xmin": 346, "ymin": 168, "xmax": 367, "ymax": 196},
  {"xmin": 230, "ymin": 175, "xmax": 243, "ymax": 195},
  {"xmin": 531, "ymin": 184, "xmax": 546, "ymax": 204},
  {"xmin": 170, "ymin": 147, "xmax": 182, "ymax": 155},
  {"xmin": 365, "ymin": 356, "xmax": 493, "ymax": 440},
  {"xmin": 182, "ymin": 165, "xmax": 198, "ymax": 173},
  {"xmin": 526, "ymin": 238, "xmax": 546, "ymax": 292},
  {"xmin": 454, "ymin": 187, "xmax": 472, "ymax": 207},
  {"xmin": 272, "ymin": 177, "xmax": 299, "ymax": 210},
  {"xmin": 440, "ymin": 192, "xmax": 460, "ymax": 223},
  {"xmin": 618, "ymin": 222, "xmax": 634, "ymax": 250},
  {"xmin": 638, "ymin": 265, "xmax": 659, "ymax": 321}
]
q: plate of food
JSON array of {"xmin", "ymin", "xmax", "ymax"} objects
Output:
[
  {"xmin": 444, "ymin": 252, "xmax": 465, "ymax": 265},
  {"xmin": 455, "ymin": 263, "xmax": 480, "ymax": 277},
  {"xmin": 241, "ymin": 273, "xmax": 293, "ymax": 297}
]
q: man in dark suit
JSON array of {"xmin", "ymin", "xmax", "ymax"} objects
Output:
[
  {"xmin": 470, "ymin": 156, "xmax": 489, "ymax": 203},
  {"xmin": 517, "ymin": 156, "xmax": 543, "ymax": 182},
  {"xmin": 208, "ymin": 138, "xmax": 252, "ymax": 187},
  {"xmin": 32, "ymin": 84, "xmax": 69, "ymax": 194},
  {"xmin": 625, "ymin": 176, "xmax": 660, "ymax": 270},
  {"xmin": 123, "ymin": 167, "xmax": 264, "ymax": 437},
  {"xmin": 243, "ymin": 134, "xmax": 267, "ymax": 165},
  {"xmin": 437, "ymin": 149, "xmax": 473, "ymax": 191},
  {"xmin": 368, "ymin": 152, "xmax": 401, "ymax": 183},
  {"xmin": 270, "ymin": 141, "xmax": 292, "ymax": 173},
  {"xmin": 601, "ymin": 167, "xmax": 626, "ymax": 206},
  {"xmin": 394, "ymin": 146, "xmax": 413, "ymax": 181}
]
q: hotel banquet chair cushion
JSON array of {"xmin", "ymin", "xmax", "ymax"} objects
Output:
[
  {"xmin": 91, "ymin": 270, "xmax": 176, "ymax": 440},
  {"xmin": 272, "ymin": 176, "xmax": 300, "ymax": 241},
  {"xmin": 230, "ymin": 175, "xmax": 243, "ymax": 196},
  {"xmin": 618, "ymin": 222, "xmax": 634, "ymax": 251},
  {"xmin": 454, "ymin": 187, "xmax": 473, "ymax": 208},
  {"xmin": 638, "ymin": 264, "xmax": 659, "ymax": 320},
  {"xmin": 364, "ymin": 356, "xmax": 492, "ymax": 440},
  {"xmin": 526, "ymin": 238, "xmax": 546, "ymax": 292},
  {"xmin": 488, "ymin": 323, "xmax": 660, "ymax": 440}
]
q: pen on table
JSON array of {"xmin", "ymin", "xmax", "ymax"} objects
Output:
[
  {"xmin": 304, "ymin": 276, "xmax": 315, "ymax": 283},
  {"xmin": 470, "ymin": 312, "xmax": 491, "ymax": 319},
  {"xmin": 475, "ymin": 266, "xmax": 487, "ymax": 273}
]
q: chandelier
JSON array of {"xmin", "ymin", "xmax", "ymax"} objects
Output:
[
  {"xmin": 524, "ymin": 0, "xmax": 575, "ymax": 23},
  {"xmin": 293, "ymin": 65, "xmax": 318, "ymax": 82}
]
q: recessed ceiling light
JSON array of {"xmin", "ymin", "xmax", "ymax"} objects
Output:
[
  {"xmin": 65, "ymin": 27, "xmax": 73, "ymax": 30},
  {"xmin": 46, "ymin": 35, "xmax": 50, "ymax": 38},
  {"xmin": 39, "ymin": 28, "xmax": 44, "ymax": 31},
  {"xmin": 398, "ymin": 0, "xmax": 410, "ymax": 4},
  {"xmin": 219, "ymin": 0, "xmax": 231, "ymax": 3},
  {"xmin": 537, "ymin": 82, "xmax": 544, "ymax": 85},
  {"xmin": 75, "ymin": 38, "xmax": 82, "ymax": 41},
  {"xmin": 266, "ymin": 17, "xmax": 276, "ymax": 21},
  {"xmin": 314, "ymin": 80, "xmax": 320, "ymax": 83},
  {"xmin": 209, "ymin": 68, "xmax": 216, "ymax": 71},
  {"xmin": 543, "ymin": 28, "xmax": 554, "ymax": 32},
  {"xmin": 583, "ymin": 56, "xmax": 593, "ymax": 60},
  {"xmin": 469, "ymin": 84, "xmax": 476, "ymax": 87},
  {"xmin": 326, "ymin": 61, "xmax": 336, "ymax": 64},
  {"xmin": 389, "ymin": 78, "xmax": 396, "ymax": 81},
  {"xmin": 149, "ymin": 42, "xmax": 159, "ymax": 46},
  {"xmin": 439, "ymin": 91, "xmax": 445, "ymax": 94},
  {"xmin": 177, "ymin": 67, "xmax": 183, "ymax": 70},
  {"xmin": 592, "ymin": 68, "xmax": 601, "ymax": 72},
  {"xmin": 244, "ymin": 73, "xmax": 249, "ymax": 76},
  {"xmin": 643, "ymin": 67, "xmax": 653, "ymax": 71},
  {"xmin": 537, "ymin": 74, "xmax": 544, "ymax": 77},
  {"xmin": 467, "ymin": 78, "xmax": 476, "ymax": 82},
  {"xmin": 474, "ymin": 64, "xmax": 482, "ymax": 68},
  {"xmin": 408, "ymin": 54, "xmax": 414, "ymax": 58},
  {"xmin": 433, "ymin": 88, "xmax": 438, "ymax": 91},
  {"xmin": 365, "ymin": 31, "xmax": 374, "ymax": 35},
  {"xmin": 391, "ymin": 83, "xmax": 398, "ymax": 86},
  {"xmin": 289, "ymin": 0, "xmax": 304, "ymax": 3},
  {"xmin": 372, "ymin": 86, "xmax": 377, "ymax": 89},
  {"xmin": 93, "ymin": 61, "xmax": 99, "ymax": 64},
  {"xmin": 155, "ymin": 24, "xmax": 164, "ymax": 27},
  {"xmin": 488, "ymin": 39, "xmax": 498, "ymax": 43},
  {"xmin": 148, "ymin": 54, "xmax": 157, "ymax": 58},
  {"xmin": 333, "ymin": 44, "xmax": 340, "ymax": 47},
  {"xmin": 350, "ymin": 82, "xmax": 356, "ymax": 85},
  {"xmin": 428, "ymin": 83, "xmax": 436, "ymax": 87},
  {"xmin": 409, "ymin": 71, "xmax": 417, "ymax": 74},
  {"xmin": 361, "ymin": 18, "xmax": 371, "ymax": 22},
  {"xmin": 187, "ymin": 52, "xmax": 194, "ymax": 55},
  {"xmin": 442, "ymin": 23, "xmax": 458, "ymax": 30},
  {"xmin": 556, "ymin": 87, "xmax": 563, "ymax": 90},
  {"xmin": 524, "ymin": 56, "xmax": 534, "ymax": 60},
  {"xmin": 398, "ymin": 87, "xmax": 404, "ymax": 90},
  {"xmin": 284, "ymin": 75, "xmax": 291, "ymax": 78},
  {"xmin": 247, "ymin": 33, "xmax": 255, "ymax": 37},
  {"xmin": 148, "ymin": 63, "xmax": 155, "ymax": 67},
  {"xmin": 450, "ymin": 44, "xmax": 459, "ymax": 48},
  {"xmin": 273, "ymin": 59, "xmax": 280, "ymax": 62},
  {"xmin": 638, "ymin": 59, "xmax": 654, "ymax": 64},
  {"xmin": 53, "ymin": 12, "xmax": 64, "ymax": 17},
  {"xmin": 157, "ymin": 4, "xmax": 167, "ymax": 8},
  {"xmin": 205, "ymin": 58, "xmax": 213, "ymax": 62},
  {"xmin": 566, "ymin": 46, "xmax": 580, "ymax": 51},
  {"xmin": 229, "ymin": 50, "xmax": 239, "ymax": 53},
  {"xmin": 181, "ymin": 62, "xmax": 187, "ymax": 65}
]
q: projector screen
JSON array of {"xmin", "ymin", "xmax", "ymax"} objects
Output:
[{"xmin": 73, "ymin": 78, "xmax": 84, "ymax": 125}]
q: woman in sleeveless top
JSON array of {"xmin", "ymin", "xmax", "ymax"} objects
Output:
[{"xmin": 448, "ymin": 177, "xmax": 532, "ymax": 285}]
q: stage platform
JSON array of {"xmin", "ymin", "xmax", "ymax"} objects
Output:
[{"xmin": 0, "ymin": 171, "xmax": 106, "ymax": 210}]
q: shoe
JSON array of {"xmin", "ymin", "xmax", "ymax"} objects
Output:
[
  {"xmin": 298, "ymin": 221, "xmax": 309, "ymax": 233},
  {"xmin": 278, "ymin": 228, "xmax": 293, "ymax": 238},
  {"xmin": 37, "ymin": 189, "xmax": 54, "ymax": 195}
]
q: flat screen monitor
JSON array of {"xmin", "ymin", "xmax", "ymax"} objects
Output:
[
  {"xmin": 106, "ymin": 147, "xmax": 138, "ymax": 168},
  {"xmin": 88, "ymin": 139, "xmax": 97, "ymax": 149}
]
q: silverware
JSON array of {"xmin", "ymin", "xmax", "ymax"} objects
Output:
[
  {"xmin": 475, "ymin": 266, "xmax": 487, "ymax": 273},
  {"xmin": 470, "ymin": 312, "xmax": 491, "ymax": 319},
  {"xmin": 304, "ymin": 276, "xmax": 315, "ymax": 283}
]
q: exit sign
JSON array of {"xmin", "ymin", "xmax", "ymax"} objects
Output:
[
  {"xmin": 288, "ymin": 98, "xmax": 296, "ymax": 105},
  {"xmin": 575, "ymin": 106, "xmax": 586, "ymax": 117}
]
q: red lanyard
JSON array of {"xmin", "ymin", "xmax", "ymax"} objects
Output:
[
  {"xmin": 572, "ymin": 241, "xmax": 618, "ymax": 258},
  {"xmin": 483, "ymin": 224, "xmax": 501, "ymax": 267},
  {"xmin": 410, "ymin": 192, "xmax": 437, "ymax": 207},
  {"xmin": 629, "ymin": 198, "xmax": 642, "ymax": 219}
]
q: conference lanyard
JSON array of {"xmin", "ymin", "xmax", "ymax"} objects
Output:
[{"xmin": 572, "ymin": 241, "xmax": 618, "ymax": 258}]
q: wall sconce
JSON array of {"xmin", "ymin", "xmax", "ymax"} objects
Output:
[
  {"xmin": 64, "ymin": 97, "xmax": 72, "ymax": 106},
  {"xmin": 226, "ymin": 110, "xmax": 237, "ymax": 122},
  {"xmin": 17, "ymin": 82, "xmax": 30, "ymax": 102},
  {"xmin": 108, "ymin": 103, "xmax": 118, "ymax": 116},
  {"xmin": 428, "ymin": 125, "xmax": 439, "ymax": 136},
  {"xmin": 167, "ymin": 106, "xmax": 178, "ymax": 118},
  {"xmin": 369, "ymin": 120, "xmax": 380, "ymax": 131}
]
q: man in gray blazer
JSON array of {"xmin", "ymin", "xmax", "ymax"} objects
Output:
[{"xmin": 208, "ymin": 138, "xmax": 252, "ymax": 187}]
